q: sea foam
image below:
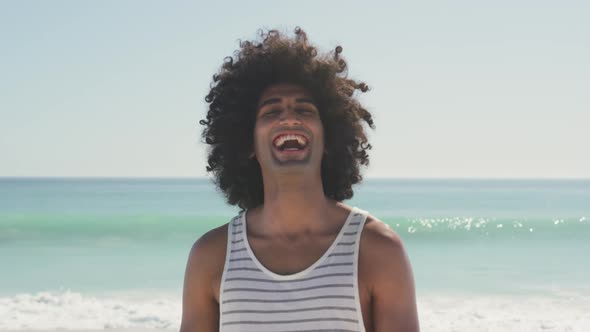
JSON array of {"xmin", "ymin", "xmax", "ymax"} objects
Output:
[
  {"xmin": 1, "ymin": 290, "xmax": 589, "ymax": 331},
  {"xmin": 419, "ymin": 293, "xmax": 590, "ymax": 332},
  {"xmin": 0, "ymin": 290, "xmax": 180, "ymax": 330}
]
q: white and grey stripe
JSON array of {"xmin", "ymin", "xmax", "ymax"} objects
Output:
[{"xmin": 219, "ymin": 207, "xmax": 369, "ymax": 332}]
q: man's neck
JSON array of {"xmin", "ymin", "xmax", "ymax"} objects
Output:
[{"xmin": 254, "ymin": 175, "xmax": 338, "ymax": 237}]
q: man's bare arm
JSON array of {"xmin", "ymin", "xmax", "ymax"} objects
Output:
[
  {"xmin": 363, "ymin": 218, "xmax": 420, "ymax": 332},
  {"xmin": 180, "ymin": 225, "xmax": 227, "ymax": 332}
]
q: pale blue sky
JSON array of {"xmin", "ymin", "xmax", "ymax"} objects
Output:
[{"xmin": 1, "ymin": 0, "xmax": 588, "ymax": 178}]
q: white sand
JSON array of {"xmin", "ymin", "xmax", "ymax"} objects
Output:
[
  {"xmin": 3, "ymin": 290, "xmax": 590, "ymax": 331},
  {"xmin": 5, "ymin": 330, "xmax": 176, "ymax": 332}
]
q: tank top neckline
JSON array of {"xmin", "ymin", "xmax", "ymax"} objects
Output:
[{"xmin": 240, "ymin": 206, "xmax": 359, "ymax": 280}]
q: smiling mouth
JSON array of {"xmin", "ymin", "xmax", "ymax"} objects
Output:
[
  {"xmin": 274, "ymin": 145, "xmax": 309, "ymax": 155},
  {"xmin": 272, "ymin": 134, "xmax": 309, "ymax": 152},
  {"xmin": 273, "ymin": 141, "xmax": 309, "ymax": 155}
]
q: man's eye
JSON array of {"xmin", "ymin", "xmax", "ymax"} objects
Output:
[
  {"xmin": 297, "ymin": 109, "xmax": 313, "ymax": 114},
  {"xmin": 265, "ymin": 109, "xmax": 280, "ymax": 116}
]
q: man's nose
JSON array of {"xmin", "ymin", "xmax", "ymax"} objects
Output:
[{"xmin": 279, "ymin": 108, "xmax": 301, "ymax": 124}]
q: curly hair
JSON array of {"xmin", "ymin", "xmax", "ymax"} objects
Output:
[{"xmin": 200, "ymin": 27, "xmax": 375, "ymax": 210}]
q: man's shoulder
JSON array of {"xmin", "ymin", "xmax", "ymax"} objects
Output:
[
  {"xmin": 361, "ymin": 214, "xmax": 404, "ymax": 250},
  {"xmin": 191, "ymin": 223, "xmax": 229, "ymax": 253},
  {"xmin": 186, "ymin": 219, "xmax": 232, "ymax": 277},
  {"xmin": 358, "ymin": 213, "xmax": 419, "ymax": 331},
  {"xmin": 181, "ymin": 219, "xmax": 236, "ymax": 330},
  {"xmin": 359, "ymin": 214, "xmax": 409, "ymax": 278}
]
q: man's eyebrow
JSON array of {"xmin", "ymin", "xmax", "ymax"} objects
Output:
[
  {"xmin": 295, "ymin": 97, "xmax": 316, "ymax": 105},
  {"xmin": 258, "ymin": 97, "xmax": 317, "ymax": 108},
  {"xmin": 258, "ymin": 98, "xmax": 281, "ymax": 108}
]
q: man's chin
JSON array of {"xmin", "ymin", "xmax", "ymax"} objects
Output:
[
  {"xmin": 272, "ymin": 157, "xmax": 310, "ymax": 166},
  {"xmin": 271, "ymin": 147, "xmax": 311, "ymax": 162}
]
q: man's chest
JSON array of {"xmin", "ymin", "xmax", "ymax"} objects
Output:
[
  {"xmin": 246, "ymin": 236, "xmax": 336, "ymax": 274},
  {"xmin": 212, "ymin": 235, "xmax": 375, "ymax": 331}
]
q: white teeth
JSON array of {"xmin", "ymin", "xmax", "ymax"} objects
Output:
[{"xmin": 273, "ymin": 134, "xmax": 307, "ymax": 148}]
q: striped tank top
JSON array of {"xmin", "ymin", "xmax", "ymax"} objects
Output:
[{"xmin": 219, "ymin": 206, "xmax": 369, "ymax": 332}]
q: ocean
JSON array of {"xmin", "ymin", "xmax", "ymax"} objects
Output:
[{"xmin": 0, "ymin": 178, "xmax": 589, "ymax": 331}]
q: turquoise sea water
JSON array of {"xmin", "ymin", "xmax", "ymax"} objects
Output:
[{"xmin": 1, "ymin": 178, "xmax": 589, "ymax": 330}]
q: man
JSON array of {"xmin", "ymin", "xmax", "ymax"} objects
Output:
[{"xmin": 181, "ymin": 27, "xmax": 419, "ymax": 332}]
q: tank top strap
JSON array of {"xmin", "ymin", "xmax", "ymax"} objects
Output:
[
  {"xmin": 228, "ymin": 214, "xmax": 245, "ymax": 249},
  {"xmin": 351, "ymin": 207, "xmax": 369, "ymax": 332},
  {"xmin": 349, "ymin": 207, "xmax": 369, "ymax": 265}
]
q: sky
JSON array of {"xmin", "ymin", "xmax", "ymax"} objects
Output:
[{"xmin": 1, "ymin": 0, "xmax": 588, "ymax": 178}]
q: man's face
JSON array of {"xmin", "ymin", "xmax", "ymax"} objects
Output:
[{"xmin": 253, "ymin": 83, "xmax": 324, "ymax": 176}]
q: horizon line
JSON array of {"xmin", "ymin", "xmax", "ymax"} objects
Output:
[{"xmin": 1, "ymin": 176, "xmax": 589, "ymax": 181}]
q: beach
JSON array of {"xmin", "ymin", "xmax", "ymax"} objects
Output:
[
  {"xmin": 3, "ymin": 330, "xmax": 175, "ymax": 332},
  {"xmin": 2, "ymin": 291, "xmax": 590, "ymax": 331},
  {"xmin": 1, "ymin": 178, "xmax": 589, "ymax": 331}
]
